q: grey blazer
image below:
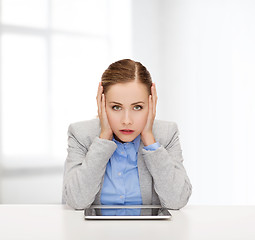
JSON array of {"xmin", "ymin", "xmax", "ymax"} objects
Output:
[{"xmin": 62, "ymin": 118, "xmax": 192, "ymax": 210}]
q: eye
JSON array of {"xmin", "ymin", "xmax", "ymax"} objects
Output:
[
  {"xmin": 112, "ymin": 105, "xmax": 143, "ymax": 111},
  {"xmin": 134, "ymin": 105, "xmax": 143, "ymax": 110},
  {"xmin": 112, "ymin": 105, "xmax": 121, "ymax": 111}
]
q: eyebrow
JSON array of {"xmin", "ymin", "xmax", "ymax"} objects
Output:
[{"xmin": 109, "ymin": 101, "xmax": 145, "ymax": 105}]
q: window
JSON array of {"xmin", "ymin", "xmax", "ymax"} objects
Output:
[{"xmin": 0, "ymin": 0, "xmax": 132, "ymax": 169}]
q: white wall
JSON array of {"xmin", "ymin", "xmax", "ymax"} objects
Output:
[
  {"xmin": 132, "ymin": 0, "xmax": 255, "ymax": 205},
  {"xmin": 1, "ymin": 0, "xmax": 255, "ymax": 205},
  {"xmin": 131, "ymin": 0, "xmax": 163, "ymax": 85}
]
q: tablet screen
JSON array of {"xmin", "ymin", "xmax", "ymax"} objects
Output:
[{"xmin": 84, "ymin": 207, "xmax": 171, "ymax": 219}]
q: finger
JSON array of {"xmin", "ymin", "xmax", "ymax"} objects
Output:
[
  {"xmin": 153, "ymin": 83, "xmax": 158, "ymax": 115},
  {"xmin": 97, "ymin": 85, "xmax": 103, "ymax": 116},
  {"xmin": 101, "ymin": 93, "xmax": 106, "ymax": 117},
  {"xmin": 151, "ymin": 84, "xmax": 156, "ymax": 116},
  {"xmin": 96, "ymin": 96, "xmax": 101, "ymax": 116},
  {"xmin": 152, "ymin": 83, "xmax": 157, "ymax": 102},
  {"xmin": 96, "ymin": 93, "xmax": 101, "ymax": 116},
  {"xmin": 96, "ymin": 82, "xmax": 101, "ymax": 99},
  {"xmin": 153, "ymin": 83, "xmax": 158, "ymax": 102},
  {"xmin": 148, "ymin": 95, "xmax": 153, "ymax": 119},
  {"xmin": 152, "ymin": 95, "xmax": 156, "ymax": 118}
]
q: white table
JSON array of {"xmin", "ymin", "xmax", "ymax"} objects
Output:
[{"xmin": 0, "ymin": 205, "xmax": 255, "ymax": 240}]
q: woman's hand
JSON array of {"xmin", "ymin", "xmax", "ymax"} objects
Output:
[
  {"xmin": 96, "ymin": 82, "xmax": 113, "ymax": 140},
  {"xmin": 141, "ymin": 83, "xmax": 158, "ymax": 146}
]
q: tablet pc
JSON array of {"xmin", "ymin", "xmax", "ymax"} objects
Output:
[{"xmin": 84, "ymin": 205, "xmax": 171, "ymax": 220}]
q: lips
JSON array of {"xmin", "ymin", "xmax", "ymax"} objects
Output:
[
  {"xmin": 120, "ymin": 130, "xmax": 134, "ymax": 135},
  {"xmin": 120, "ymin": 129, "xmax": 134, "ymax": 132}
]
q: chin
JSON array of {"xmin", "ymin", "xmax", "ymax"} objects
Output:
[{"xmin": 114, "ymin": 134, "xmax": 135, "ymax": 143}]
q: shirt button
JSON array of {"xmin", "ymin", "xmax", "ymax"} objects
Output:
[{"xmin": 118, "ymin": 172, "xmax": 122, "ymax": 176}]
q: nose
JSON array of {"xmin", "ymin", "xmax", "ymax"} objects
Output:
[{"xmin": 121, "ymin": 110, "xmax": 133, "ymax": 126}]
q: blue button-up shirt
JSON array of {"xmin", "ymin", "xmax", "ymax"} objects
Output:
[{"xmin": 100, "ymin": 134, "xmax": 160, "ymax": 212}]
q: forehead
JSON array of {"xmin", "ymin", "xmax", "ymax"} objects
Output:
[{"xmin": 106, "ymin": 82, "xmax": 148, "ymax": 102}]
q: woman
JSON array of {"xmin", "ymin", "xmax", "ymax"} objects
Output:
[{"xmin": 62, "ymin": 59, "xmax": 192, "ymax": 210}]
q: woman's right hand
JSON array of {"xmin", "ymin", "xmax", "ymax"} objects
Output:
[{"xmin": 96, "ymin": 82, "xmax": 113, "ymax": 140}]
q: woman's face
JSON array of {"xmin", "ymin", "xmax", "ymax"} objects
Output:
[{"xmin": 105, "ymin": 81, "xmax": 149, "ymax": 143}]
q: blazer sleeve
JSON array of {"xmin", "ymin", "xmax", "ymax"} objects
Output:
[
  {"xmin": 141, "ymin": 122, "xmax": 192, "ymax": 210},
  {"xmin": 62, "ymin": 124, "xmax": 117, "ymax": 210}
]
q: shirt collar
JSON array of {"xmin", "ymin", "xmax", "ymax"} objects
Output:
[{"xmin": 112, "ymin": 134, "xmax": 141, "ymax": 153}]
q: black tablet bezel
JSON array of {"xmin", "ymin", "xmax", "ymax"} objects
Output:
[{"xmin": 84, "ymin": 205, "xmax": 172, "ymax": 220}]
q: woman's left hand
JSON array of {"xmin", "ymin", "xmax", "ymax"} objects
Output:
[{"xmin": 141, "ymin": 82, "xmax": 158, "ymax": 146}]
